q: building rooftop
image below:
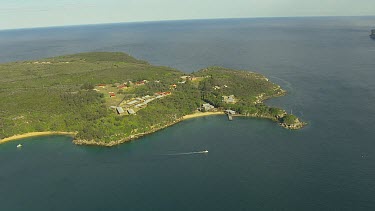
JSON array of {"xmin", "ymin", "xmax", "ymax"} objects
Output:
[
  {"xmin": 127, "ymin": 109, "xmax": 136, "ymax": 115},
  {"xmin": 225, "ymin": 109, "xmax": 236, "ymax": 115},
  {"xmin": 116, "ymin": 107, "xmax": 124, "ymax": 114}
]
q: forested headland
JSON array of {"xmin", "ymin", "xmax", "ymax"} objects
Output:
[{"xmin": 0, "ymin": 52, "xmax": 305, "ymax": 146}]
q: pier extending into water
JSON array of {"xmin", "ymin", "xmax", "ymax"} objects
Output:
[
  {"xmin": 225, "ymin": 109, "xmax": 236, "ymax": 121},
  {"xmin": 228, "ymin": 114, "xmax": 233, "ymax": 121}
]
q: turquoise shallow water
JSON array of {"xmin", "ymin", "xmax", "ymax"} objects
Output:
[{"xmin": 1, "ymin": 17, "xmax": 375, "ymax": 210}]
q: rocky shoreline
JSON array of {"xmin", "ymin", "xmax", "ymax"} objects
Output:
[
  {"xmin": 73, "ymin": 117, "xmax": 185, "ymax": 147},
  {"xmin": 73, "ymin": 111, "xmax": 306, "ymax": 147},
  {"xmin": 280, "ymin": 120, "xmax": 306, "ymax": 130},
  {"xmin": 236, "ymin": 113, "xmax": 306, "ymax": 130},
  {"xmin": 1, "ymin": 112, "xmax": 306, "ymax": 147}
]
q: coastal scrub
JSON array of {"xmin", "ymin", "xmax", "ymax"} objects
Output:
[{"xmin": 0, "ymin": 52, "xmax": 305, "ymax": 146}]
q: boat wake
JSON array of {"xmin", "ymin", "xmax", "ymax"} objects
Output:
[{"xmin": 164, "ymin": 150, "xmax": 208, "ymax": 156}]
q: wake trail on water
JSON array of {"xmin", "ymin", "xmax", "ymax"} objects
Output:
[{"xmin": 163, "ymin": 150, "xmax": 208, "ymax": 156}]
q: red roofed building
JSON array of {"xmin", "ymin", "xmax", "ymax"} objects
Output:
[
  {"xmin": 109, "ymin": 92, "xmax": 116, "ymax": 97},
  {"xmin": 97, "ymin": 84, "xmax": 106, "ymax": 88},
  {"xmin": 118, "ymin": 84, "xmax": 128, "ymax": 89},
  {"xmin": 135, "ymin": 81, "xmax": 145, "ymax": 85}
]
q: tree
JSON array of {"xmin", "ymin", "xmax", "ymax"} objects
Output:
[
  {"xmin": 81, "ymin": 83, "xmax": 94, "ymax": 90},
  {"xmin": 282, "ymin": 114, "xmax": 298, "ymax": 125}
]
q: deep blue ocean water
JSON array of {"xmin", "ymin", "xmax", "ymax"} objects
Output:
[{"xmin": 1, "ymin": 17, "xmax": 375, "ymax": 210}]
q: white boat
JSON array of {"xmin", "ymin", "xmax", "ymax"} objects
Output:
[
  {"xmin": 203, "ymin": 150, "xmax": 208, "ymax": 153},
  {"xmin": 17, "ymin": 144, "xmax": 22, "ymax": 148}
]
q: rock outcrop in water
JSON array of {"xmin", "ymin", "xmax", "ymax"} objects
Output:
[{"xmin": 280, "ymin": 118, "xmax": 306, "ymax": 130}]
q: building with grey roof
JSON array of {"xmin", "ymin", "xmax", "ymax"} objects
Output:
[
  {"xmin": 127, "ymin": 109, "xmax": 136, "ymax": 115},
  {"xmin": 116, "ymin": 107, "xmax": 125, "ymax": 114}
]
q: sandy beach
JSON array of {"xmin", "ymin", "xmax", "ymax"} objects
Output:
[
  {"xmin": 182, "ymin": 111, "xmax": 225, "ymax": 120},
  {"xmin": 0, "ymin": 131, "xmax": 76, "ymax": 144}
]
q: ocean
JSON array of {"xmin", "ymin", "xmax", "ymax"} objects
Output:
[{"xmin": 1, "ymin": 17, "xmax": 375, "ymax": 210}]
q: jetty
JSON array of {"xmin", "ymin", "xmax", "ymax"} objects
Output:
[
  {"xmin": 225, "ymin": 109, "xmax": 236, "ymax": 121},
  {"xmin": 228, "ymin": 114, "xmax": 233, "ymax": 121}
]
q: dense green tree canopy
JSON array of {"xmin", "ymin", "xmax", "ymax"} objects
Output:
[{"xmin": 0, "ymin": 52, "xmax": 304, "ymax": 144}]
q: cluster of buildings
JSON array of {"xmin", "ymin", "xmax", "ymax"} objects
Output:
[
  {"xmin": 117, "ymin": 84, "xmax": 128, "ymax": 89},
  {"xmin": 213, "ymin": 84, "xmax": 228, "ymax": 90},
  {"xmin": 109, "ymin": 92, "xmax": 116, "ymax": 98},
  {"xmin": 222, "ymin": 95, "xmax": 236, "ymax": 104},
  {"xmin": 98, "ymin": 78, "xmax": 238, "ymax": 117},
  {"xmin": 97, "ymin": 84, "xmax": 106, "ymax": 88},
  {"xmin": 177, "ymin": 75, "xmax": 200, "ymax": 84},
  {"xmin": 134, "ymin": 80, "xmax": 148, "ymax": 86},
  {"xmin": 113, "ymin": 107, "xmax": 135, "ymax": 115},
  {"xmin": 30, "ymin": 61, "xmax": 70, "ymax": 65},
  {"xmin": 95, "ymin": 80, "xmax": 150, "ymax": 97},
  {"xmin": 225, "ymin": 109, "xmax": 236, "ymax": 115},
  {"xmin": 180, "ymin": 75, "xmax": 197, "ymax": 81},
  {"xmin": 201, "ymin": 103, "xmax": 215, "ymax": 112},
  {"xmin": 96, "ymin": 80, "xmax": 149, "ymax": 89},
  {"xmin": 114, "ymin": 92, "xmax": 172, "ymax": 115},
  {"xmin": 95, "ymin": 79, "xmax": 181, "ymax": 116}
]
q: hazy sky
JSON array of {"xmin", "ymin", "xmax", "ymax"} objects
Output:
[{"xmin": 1, "ymin": 0, "xmax": 375, "ymax": 30}]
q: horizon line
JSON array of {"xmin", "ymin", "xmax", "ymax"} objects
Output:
[{"xmin": 1, "ymin": 15, "xmax": 374, "ymax": 32}]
